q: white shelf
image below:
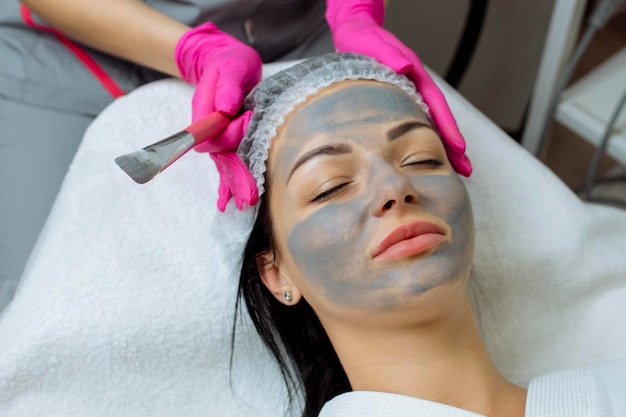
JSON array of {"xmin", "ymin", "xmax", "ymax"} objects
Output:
[{"xmin": 555, "ymin": 46, "xmax": 626, "ymax": 167}]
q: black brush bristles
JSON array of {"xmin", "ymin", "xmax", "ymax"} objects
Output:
[{"xmin": 115, "ymin": 150, "xmax": 162, "ymax": 184}]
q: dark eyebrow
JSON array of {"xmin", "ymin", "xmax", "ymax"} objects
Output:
[
  {"xmin": 386, "ymin": 120, "xmax": 431, "ymax": 141},
  {"xmin": 287, "ymin": 143, "xmax": 353, "ymax": 183}
]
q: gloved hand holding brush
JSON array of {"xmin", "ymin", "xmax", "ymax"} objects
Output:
[
  {"xmin": 326, "ymin": 0, "xmax": 472, "ymax": 176},
  {"xmin": 175, "ymin": 21, "xmax": 260, "ymax": 210}
]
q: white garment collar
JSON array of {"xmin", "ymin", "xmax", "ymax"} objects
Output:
[{"xmin": 318, "ymin": 391, "xmax": 486, "ymax": 417}]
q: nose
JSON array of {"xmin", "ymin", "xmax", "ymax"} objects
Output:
[{"xmin": 370, "ymin": 161, "xmax": 419, "ymax": 217}]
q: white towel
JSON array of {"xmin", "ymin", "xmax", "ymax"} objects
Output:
[{"xmin": 0, "ymin": 68, "xmax": 625, "ymax": 417}]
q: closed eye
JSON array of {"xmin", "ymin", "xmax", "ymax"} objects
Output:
[
  {"xmin": 403, "ymin": 159, "xmax": 443, "ymax": 167},
  {"xmin": 310, "ymin": 182, "xmax": 351, "ymax": 203}
]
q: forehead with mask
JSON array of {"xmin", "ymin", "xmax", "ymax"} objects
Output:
[{"xmin": 238, "ymin": 53, "xmax": 475, "ymax": 327}]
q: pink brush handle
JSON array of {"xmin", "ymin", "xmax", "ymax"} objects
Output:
[{"xmin": 185, "ymin": 111, "xmax": 232, "ymax": 145}]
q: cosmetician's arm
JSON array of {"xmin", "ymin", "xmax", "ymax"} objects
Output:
[{"xmin": 19, "ymin": 0, "xmax": 188, "ymax": 77}]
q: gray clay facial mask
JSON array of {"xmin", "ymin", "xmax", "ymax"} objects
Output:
[{"xmin": 273, "ymin": 83, "xmax": 474, "ymax": 311}]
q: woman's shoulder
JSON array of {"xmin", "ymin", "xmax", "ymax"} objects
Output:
[{"xmin": 526, "ymin": 357, "xmax": 626, "ymax": 417}]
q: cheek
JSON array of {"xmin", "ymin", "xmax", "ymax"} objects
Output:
[
  {"xmin": 286, "ymin": 196, "xmax": 370, "ymax": 299},
  {"xmin": 412, "ymin": 174, "xmax": 474, "ymax": 276}
]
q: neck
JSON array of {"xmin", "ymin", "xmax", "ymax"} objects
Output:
[{"xmin": 323, "ymin": 293, "xmax": 526, "ymax": 417}]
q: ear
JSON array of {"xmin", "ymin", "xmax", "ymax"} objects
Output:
[{"xmin": 256, "ymin": 251, "xmax": 302, "ymax": 306}]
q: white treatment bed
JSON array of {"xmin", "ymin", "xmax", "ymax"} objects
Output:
[{"xmin": 1, "ymin": 62, "xmax": 625, "ymax": 416}]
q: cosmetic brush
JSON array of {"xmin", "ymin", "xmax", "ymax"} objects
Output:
[{"xmin": 115, "ymin": 111, "xmax": 231, "ymax": 184}]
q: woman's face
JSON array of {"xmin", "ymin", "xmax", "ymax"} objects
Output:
[{"xmin": 264, "ymin": 80, "xmax": 474, "ymax": 318}]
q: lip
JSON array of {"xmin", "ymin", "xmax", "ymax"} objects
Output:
[{"xmin": 372, "ymin": 220, "xmax": 446, "ymax": 261}]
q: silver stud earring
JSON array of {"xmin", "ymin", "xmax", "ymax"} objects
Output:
[{"xmin": 283, "ymin": 290, "xmax": 293, "ymax": 303}]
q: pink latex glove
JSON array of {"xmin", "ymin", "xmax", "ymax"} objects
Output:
[
  {"xmin": 210, "ymin": 150, "xmax": 258, "ymax": 212},
  {"xmin": 326, "ymin": 0, "xmax": 472, "ymax": 176},
  {"xmin": 176, "ymin": 21, "xmax": 262, "ymax": 122},
  {"xmin": 176, "ymin": 22, "xmax": 262, "ymax": 209},
  {"xmin": 209, "ymin": 111, "xmax": 257, "ymax": 211}
]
